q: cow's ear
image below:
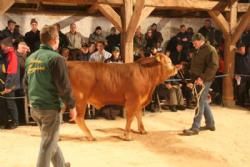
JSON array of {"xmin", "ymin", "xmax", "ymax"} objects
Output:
[{"xmin": 155, "ymin": 55, "xmax": 161, "ymax": 62}]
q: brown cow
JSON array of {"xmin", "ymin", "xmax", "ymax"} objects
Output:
[{"xmin": 67, "ymin": 53, "xmax": 178, "ymax": 141}]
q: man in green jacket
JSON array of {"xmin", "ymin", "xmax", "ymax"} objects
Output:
[
  {"xmin": 25, "ymin": 25, "xmax": 76, "ymax": 167},
  {"xmin": 183, "ymin": 33, "xmax": 219, "ymax": 136}
]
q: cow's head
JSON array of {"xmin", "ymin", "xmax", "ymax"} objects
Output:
[{"xmin": 155, "ymin": 53, "xmax": 178, "ymax": 80}]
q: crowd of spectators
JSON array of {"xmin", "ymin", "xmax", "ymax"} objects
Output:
[{"xmin": 0, "ymin": 17, "xmax": 250, "ymax": 128}]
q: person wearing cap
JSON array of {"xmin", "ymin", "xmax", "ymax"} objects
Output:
[
  {"xmin": 183, "ymin": 33, "xmax": 219, "ymax": 136},
  {"xmin": 0, "ymin": 19, "xmax": 23, "ymax": 47},
  {"xmin": 104, "ymin": 46, "xmax": 122, "ymax": 63},
  {"xmin": 0, "ymin": 37, "xmax": 20, "ymax": 129},
  {"xmin": 24, "ymin": 25, "xmax": 76, "ymax": 167},
  {"xmin": 234, "ymin": 42, "xmax": 250, "ymax": 107},
  {"xmin": 89, "ymin": 26, "xmax": 106, "ymax": 44},
  {"xmin": 24, "ymin": 18, "xmax": 40, "ymax": 53}
]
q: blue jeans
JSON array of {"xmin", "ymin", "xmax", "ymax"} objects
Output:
[
  {"xmin": 192, "ymin": 82, "xmax": 215, "ymax": 130},
  {"xmin": 31, "ymin": 109, "xmax": 66, "ymax": 167}
]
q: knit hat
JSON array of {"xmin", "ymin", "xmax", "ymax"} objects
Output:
[
  {"xmin": 30, "ymin": 18, "xmax": 38, "ymax": 24},
  {"xmin": 192, "ymin": 33, "xmax": 205, "ymax": 41}
]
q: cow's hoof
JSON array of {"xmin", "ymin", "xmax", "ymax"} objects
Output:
[
  {"xmin": 86, "ymin": 136, "xmax": 96, "ymax": 141},
  {"xmin": 139, "ymin": 130, "xmax": 148, "ymax": 135},
  {"xmin": 121, "ymin": 135, "xmax": 133, "ymax": 141}
]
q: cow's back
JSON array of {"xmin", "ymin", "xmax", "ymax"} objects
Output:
[{"xmin": 67, "ymin": 61, "xmax": 150, "ymax": 107}]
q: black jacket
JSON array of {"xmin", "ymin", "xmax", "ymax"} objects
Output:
[
  {"xmin": 24, "ymin": 30, "xmax": 40, "ymax": 53},
  {"xmin": 235, "ymin": 53, "xmax": 250, "ymax": 75}
]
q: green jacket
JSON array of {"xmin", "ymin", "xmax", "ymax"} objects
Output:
[
  {"xmin": 190, "ymin": 43, "xmax": 219, "ymax": 82},
  {"xmin": 25, "ymin": 44, "xmax": 75, "ymax": 110}
]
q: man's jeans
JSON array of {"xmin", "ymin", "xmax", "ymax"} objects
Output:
[
  {"xmin": 192, "ymin": 81, "xmax": 215, "ymax": 130},
  {"xmin": 31, "ymin": 109, "xmax": 66, "ymax": 167}
]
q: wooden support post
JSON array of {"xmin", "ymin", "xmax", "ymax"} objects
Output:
[
  {"xmin": 121, "ymin": 0, "xmax": 154, "ymax": 63},
  {"xmin": 121, "ymin": 0, "xmax": 133, "ymax": 63},
  {"xmin": 231, "ymin": 6, "xmax": 250, "ymax": 44},
  {"xmin": 209, "ymin": 1, "xmax": 240, "ymax": 107},
  {"xmin": 0, "ymin": 0, "xmax": 15, "ymax": 15}
]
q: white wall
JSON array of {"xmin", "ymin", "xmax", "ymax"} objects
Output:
[{"xmin": 0, "ymin": 12, "xmax": 210, "ymax": 43}]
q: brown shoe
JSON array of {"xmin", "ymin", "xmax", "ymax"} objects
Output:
[
  {"xmin": 199, "ymin": 126, "xmax": 216, "ymax": 131},
  {"xmin": 182, "ymin": 128, "xmax": 199, "ymax": 136}
]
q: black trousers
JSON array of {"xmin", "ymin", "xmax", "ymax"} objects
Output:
[
  {"xmin": 15, "ymin": 89, "xmax": 26, "ymax": 125},
  {"xmin": 0, "ymin": 97, "xmax": 8, "ymax": 126}
]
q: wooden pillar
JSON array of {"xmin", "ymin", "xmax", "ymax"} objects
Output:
[
  {"xmin": 223, "ymin": 37, "xmax": 236, "ymax": 106},
  {"xmin": 121, "ymin": 0, "xmax": 133, "ymax": 63},
  {"xmin": 121, "ymin": 0, "xmax": 154, "ymax": 63},
  {"xmin": 222, "ymin": 2, "xmax": 237, "ymax": 106}
]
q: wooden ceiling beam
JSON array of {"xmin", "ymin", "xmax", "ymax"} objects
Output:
[
  {"xmin": 96, "ymin": 4, "xmax": 122, "ymax": 32},
  {"xmin": 126, "ymin": 0, "xmax": 145, "ymax": 42},
  {"xmin": 138, "ymin": 7, "xmax": 155, "ymax": 26},
  {"xmin": 0, "ymin": 0, "xmax": 15, "ymax": 15},
  {"xmin": 87, "ymin": 3, "xmax": 98, "ymax": 14},
  {"xmin": 232, "ymin": 6, "xmax": 250, "ymax": 44},
  {"xmin": 209, "ymin": 10, "xmax": 230, "ymax": 36},
  {"xmin": 14, "ymin": 0, "xmax": 250, "ymax": 13}
]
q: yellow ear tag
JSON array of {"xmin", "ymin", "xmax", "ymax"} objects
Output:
[
  {"xmin": 156, "ymin": 56, "xmax": 161, "ymax": 62},
  {"xmin": 2, "ymin": 65, "xmax": 6, "ymax": 73}
]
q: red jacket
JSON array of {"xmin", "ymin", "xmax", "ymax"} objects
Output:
[{"xmin": 5, "ymin": 47, "xmax": 19, "ymax": 89}]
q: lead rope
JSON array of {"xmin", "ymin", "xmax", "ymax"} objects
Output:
[{"xmin": 193, "ymin": 83, "xmax": 205, "ymax": 118}]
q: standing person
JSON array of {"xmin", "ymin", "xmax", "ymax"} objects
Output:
[
  {"xmin": 24, "ymin": 25, "xmax": 76, "ymax": 167},
  {"xmin": 0, "ymin": 37, "xmax": 20, "ymax": 129},
  {"xmin": 24, "ymin": 18, "xmax": 40, "ymax": 53},
  {"xmin": 198, "ymin": 19, "xmax": 216, "ymax": 46},
  {"xmin": 151, "ymin": 23, "xmax": 163, "ymax": 47},
  {"xmin": 183, "ymin": 33, "xmax": 219, "ymax": 136},
  {"xmin": 1, "ymin": 19, "xmax": 23, "ymax": 47},
  {"xmin": 15, "ymin": 42, "xmax": 30, "ymax": 125},
  {"xmin": 234, "ymin": 43, "xmax": 250, "ymax": 107},
  {"xmin": 0, "ymin": 50, "xmax": 8, "ymax": 128}
]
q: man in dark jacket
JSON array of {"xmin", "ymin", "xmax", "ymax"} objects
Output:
[
  {"xmin": 198, "ymin": 19, "xmax": 216, "ymax": 46},
  {"xmin": 24, "ymin": 18, "xmax": 40, "ymax": 53},
  {"xmin": 55, "ymin": 23, "xmax": 69, "ymax": 52},
  {"xmin": 234, "ymin": 43, "xmax": 250, "ymax": 106},
  {"xmin": 106, "ymin": 27, "xmax": 120, "ymax": 53},
  {"xmin": 0, "ymin": 51, "xmax": 8, "ymax": 128},
  {"xmin": 183, "ymin": 33, "xmax": 219, "ymax": 136},
  {"xmin": 0, "ymin": 37, "xmax": 20, "ymax": 129},
  {"xmin": 0, "ymin": 19, "xmax": 23, "ymax": 47},
  {"xmin": 25, "ymin": 25, "xmax": 76, "ymax": 167}
]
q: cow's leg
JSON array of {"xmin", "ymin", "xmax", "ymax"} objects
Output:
[
  {"xmin": 135, "ymin": 109, "xmax": 147, "ymax": 135},
  {"xmin": 75, "ymin": 103, "xmax": 95, "ymax": 141},
  {"xmin": 123, "ymin": 101, "xmax": 140, "ymax": 141}
]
